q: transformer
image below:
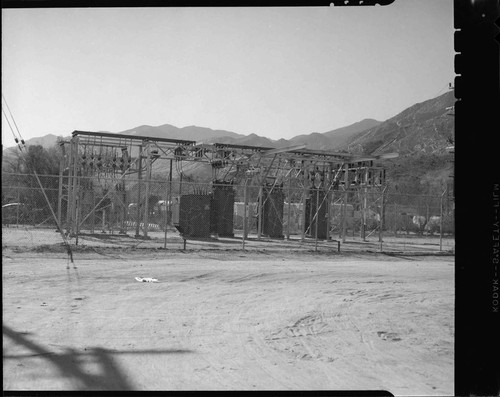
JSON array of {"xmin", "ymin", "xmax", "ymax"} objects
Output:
[
  {"xmin": 177, "ymin": 194, "xmax": 211, "ymax": 238},
  {"xmin": 210, "ymin": 181, "xmax": 235, "ymax": 237},
  {"xmin": 262, "ymin": 185, "xmax": 284, "ymax": 238},
  {"xmin": 305, "ymin": 188, "xmax": 328, "ymax": 239}
]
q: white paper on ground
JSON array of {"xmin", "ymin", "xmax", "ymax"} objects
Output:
[{"xmin": 135, "ymin": 277, "xmax": 158, "ymax": 283}]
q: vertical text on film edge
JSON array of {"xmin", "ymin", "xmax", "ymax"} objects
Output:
[{"xmin": 492, "ymin": 184, "xmax": 499, "ymax": 313}]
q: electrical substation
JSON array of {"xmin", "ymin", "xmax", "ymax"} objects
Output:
[{"xmin": 58, "ymin": 130, "xmax": 397, "ymax": 247}]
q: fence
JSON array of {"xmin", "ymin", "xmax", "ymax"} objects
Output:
[{"xmin": 2, "ymin": 172, "xmax": 454, "ymax": 254}]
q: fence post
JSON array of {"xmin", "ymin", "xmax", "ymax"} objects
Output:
[
  {"xmin": 57, "ymin": 153, "xmax": 65, "ymax": 231},
  {"xmin": 394, "ymin": 202, "xmax": 397, "ymax": 237},
  {"xmin": 342, "ymin": 163, "xmax": 349, "ymax": 243},
  {"xmin": 71, "ymin": 140, "xmax": 80, "ymax": 238},
  {"xmin": 88, "ymin": 189, "xmax": 93, "ymax": 234},
  {"xmin": 168, "ymin": 159, "xmax": 173, "ymax": 225},
  {"xmin": 65, "ymin": 139, "xmax": 73, "ymax": 234},
  {"xmin": 118, "ymin": 177, "xmax": 126, "ymax": 234},
  {"xmin": 257, "ymin": 185, "xmax": 263, "ymax": 240},
  {"xmin": 379, "ymin": 186, "xmax": 386, "ymax": 252},
  {"xmin": 135, "ymin": 145, "xmax": 143, "ymax": 238},
  {"xmin": 143, "ymin": 145, "xmax": 152, "ymax": 238},
  {"xmin": 68, "ymin": 137, "xmax": 79, "ymax": 236},
  {"xmin": 327, "ymin": 163, "xmax": 333, "ymax": 241},
  {"xmin": 301, "ymin": 164, "xmax": 308, "ymax": 241},
  {"xmin": 314, "ymin": 188, "xmax": 320, "ymax": 251},
  {"xmin": 179, "ymin": 170, "xmax": 183, "ymax": 196},
  {"xmin": 439, "ymin": 188, "xmax": 446, "ymax": 251},
  {"xmin": 362, "ymin": 169, "xmax": 368, "ymax": 241},
  {"xmin": 327, "ymin": 189, "xmax": 333, "ymax": 242},
  {"xmin": 286, "ymin": 175, "xmax": 291, "ymax": 240},
  {"xmin": 164, "ymin": 181, "xmax": 169, "ymax": 249},
  {"xmin": 75, "ymin": 192, "xmax": 80, "ymax": 245},
  {"xmin": 242, "ymin": 178, "xmax": 248, "ymax": 249}
]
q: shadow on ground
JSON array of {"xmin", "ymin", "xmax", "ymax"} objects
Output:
[{"xmin": 3, "ymin": 324, "xmax": 194, "ymax": 390}]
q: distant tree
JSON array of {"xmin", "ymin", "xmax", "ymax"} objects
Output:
[
  {"xmin": 2, "ymin": 144, "xmax": 63, "ymax": 225},
  {"xmin": 23, "ymin": 145, "xmax": 61, "ymax": 176},
  {"xmin": 3, "ymin": 144, "xmax": 61, "ymax": 176}
]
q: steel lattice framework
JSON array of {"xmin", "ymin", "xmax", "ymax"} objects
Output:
[{"xmin": 58, "ymin": 130, "xmax": 397, "ymax": 243}]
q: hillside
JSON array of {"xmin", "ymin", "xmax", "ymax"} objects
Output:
[
  {"xmin": 205, "ymin": 133, "xmax": 278, "ymax": 148},
  {"xmin": 323, "ymin": 118, "xmax": 381, "ymax": 148},
  {"xmin": 108, "ymin": 124, "xmax": 245, "ymax": 143},
  {"xmin": 340, "ymin": 91, "xmax": 455, "ymax": 156},
  {"xmin": 20, "ymin": 134, "xmax": 62, "ymax": 148},
  {"xmin": 340, "ymin": 91, "xmax": 455, "ymax": 195},
  {"xmin": 2, "ymin": 91, "xmax": 455, "ymax": 196},
  {"xmin": 287, "ymin": 133, "xmax": 336, "ymax": 151},
  {"xmin": 1, "ymin": 92, "xmax": 453, "ymax": 157},
  {"xmin": 2, "ymin": 133, "xmax": 65, "ymax": 167},
  {"xmin": 1, "ymin": 118, "xmax": 379, "ymax": 153},
  {"xmin": 109, "ymin": 119, "xmax": 380, "ymax": 150}
]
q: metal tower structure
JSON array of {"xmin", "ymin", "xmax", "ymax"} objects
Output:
[{"xmin": 59, "ymin": 130, "xmax": 397, "ymax": 244}]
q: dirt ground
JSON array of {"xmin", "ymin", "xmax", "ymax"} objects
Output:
[
  {"xmin": 2, "ymin": 246, "xmax": 454, "ymax": 395},
  {"xmin": 1, "ymin": 225, "xmax": 455, "ymax": 254}
]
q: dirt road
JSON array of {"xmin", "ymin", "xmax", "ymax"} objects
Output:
[{"xmin": 2, "ymin": 249, "xmax": 453, "ymax": 395}]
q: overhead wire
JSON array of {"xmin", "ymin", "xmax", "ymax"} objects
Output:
[
  {"xmin": 2, "ymin": 106, "xmax": 22, "ymax": 148},
  {"xmin": 2, "ymin": 93, "xmax": 25, "ymax": 144},
  {"xmin": 2, "ymin": 94, "xmax": 76, "ymax": 269}
]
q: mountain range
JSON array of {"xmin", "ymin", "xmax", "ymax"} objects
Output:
[
  {"xmin": 95, "ymin": 117, "xmax": 382, "ymax": 151},
  {"xmin": 2, "ymin": 90, "xmax": 455, "ymax": 195},
  {"xmin": 4, "ymin": 91, "xmax": 454, "ymax": 156}
]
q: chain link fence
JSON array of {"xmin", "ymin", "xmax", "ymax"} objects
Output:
[{"xmin": 2, "ymin": 172, "xmax": 454, "ymax": 253}]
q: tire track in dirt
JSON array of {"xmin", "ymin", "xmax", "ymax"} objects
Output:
[
  {"xmin": 239, "ymin": 290, "xmax": 304, "ymax": 389},
  {"xmin": 3, "ymin": 254, "xmax": 454, "ymax": 392},
  {"xmin": 260, "ymin": 280, "xmax": 411, "ymax": 389},
  {"xmin": 230, "ymin": 290, "xmax": 302, "ymax": 389},
  {"xmin": 227, "ymin": 270, "xmax": 366, "ymax": 389},
  {"xmin": 182, "ymin": 267, "xmax": 307, "ymax": 388},
  {"xmin": 177, "ymin": 267, "xmax": 251, "ymax": 388},
  {"xmin": 267, "ymin": 310, "xmax": 361, "ymax": 386},
  {"xmin": 330, "ymin": 282, "xmax": 452, "ymax": 394}
]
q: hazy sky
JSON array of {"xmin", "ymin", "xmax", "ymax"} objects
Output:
[{"xmin": 2, "ymin": 2, "xmax": 454, "ymax": 144}]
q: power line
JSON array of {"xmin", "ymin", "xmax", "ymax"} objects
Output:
[
  {"xmin": 2, "ymin": 94, "xmax": 76, "ymax": 268},
  {"xmin": 1, "ymin": 106, "xmax": 21, "ymax": 148},
  {"xmin": 2, "ymin": 93, "xmax": 25, "ymax": 144}
]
